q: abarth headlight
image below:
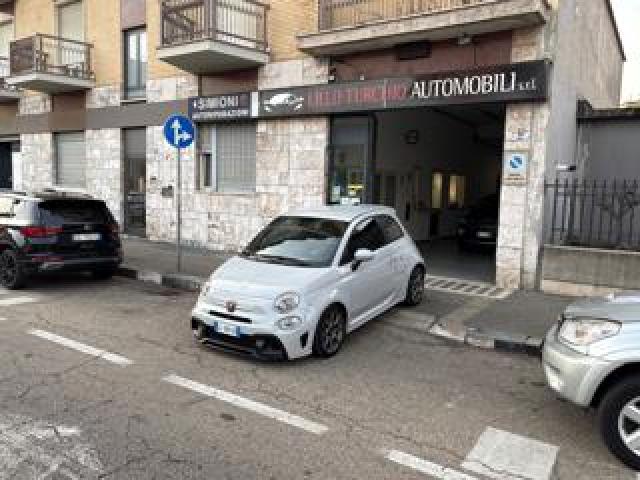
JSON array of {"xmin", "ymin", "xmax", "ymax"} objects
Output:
[
  {"xmin": 199, "ymin": 281, "xmax": 212, "ymax": 300},
  {"xmin": 274, "ymin": 292, "xmax": 300, "ymax": 314},
  {"xmin": 276, "ymin": 316, "xmax": 302, "ymax": 331},
  {"xmin": 558, "ymin": 317, "xmax": 621, "ymax": 346}
]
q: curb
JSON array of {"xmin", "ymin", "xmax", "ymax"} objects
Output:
[
  {"xmin": 428, "ymin": 322, "xmax": 543, "ymax": 357},
  {"xmin": 117, "ymin": 264, "xmax": 543, "ymax": 357},
  {"xmin": 117, "ymin": 265, "xmax": 205, "ymax": 292}
]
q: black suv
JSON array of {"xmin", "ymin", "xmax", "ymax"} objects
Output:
[{"xmin": 0, "ymin": 189, "xmax": 122, "ymax": 289}]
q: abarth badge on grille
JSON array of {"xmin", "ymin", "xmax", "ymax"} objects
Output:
[{"xmin": 225, "ymin": 301, "xmax": 238, "ymax": 313}]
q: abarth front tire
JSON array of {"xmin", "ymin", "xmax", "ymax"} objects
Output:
[{"xmin": 313, "ymin": 306, "xmax": 347, "ymax": 358}]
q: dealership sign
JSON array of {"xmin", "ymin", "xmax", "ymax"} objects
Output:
[
  {"xmin": 189, "ymin": 92, "xmax": 258, "ymax": 121},
  {"xmin": 189, "ymin": 60, "xmax": 550, "ymax": 121}
]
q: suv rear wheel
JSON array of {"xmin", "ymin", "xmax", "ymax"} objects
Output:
[
  {"xmin": 0, "ymin": 250, "xmax": 27, "ymax": 290},
  {"xmin": 599, "ymin": 375, "xmax": 640, "ymax": 470},
  {"xmin": 91, "ymin": 267, "xmax": 117, "ymax": 281}
]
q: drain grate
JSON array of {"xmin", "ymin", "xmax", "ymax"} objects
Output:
[{"xmin": 424, "ymin": 275, "xmax": 513, "ymax": 299}]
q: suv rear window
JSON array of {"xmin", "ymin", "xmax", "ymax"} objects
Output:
[{"xmin": 37, "ymin": 200, "xmax": 113, "ymax": 225}]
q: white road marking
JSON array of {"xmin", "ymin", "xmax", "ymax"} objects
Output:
[
  {"xmin": 28, "ymin": 329, "xmax": 133, "ymax": 366},
  {"xmin": 383, "ymin": 449, "xmax": 477, "ymax": 480},
  {"xmin": 461, "ymin": 427, "xmax": 559, "ymax": 480},
  {"xmin": 163, "ymin": 374, "xmax": 329, "ymax": 435},
  {"xmin": 0, "ymin": 297, "xmax": 37, "ymax": 307},
  {"xmin": 0, "ymin": 413, "xmax": 104, "ymax": 478},
  {"xmin": 0, "ymin": 317, "xmax": 7, "ymax": 322}
]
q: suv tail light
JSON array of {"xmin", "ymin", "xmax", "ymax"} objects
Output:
[
  {"xmin": 20, "ymin": 226, "xmax": 63, "ymax": 238},
  {"xmin": 108, "ymin": 224, "xmax": 120, "ymax": 239}
]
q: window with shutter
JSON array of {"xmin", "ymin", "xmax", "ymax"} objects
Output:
[{"xmin": 55, "ymin": 132, "xmax": 86, "ymax": 188}]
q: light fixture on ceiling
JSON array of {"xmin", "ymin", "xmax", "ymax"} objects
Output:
[{"xmin": 457, "ymin": 34, "xmax": 473, "ymax": 46}]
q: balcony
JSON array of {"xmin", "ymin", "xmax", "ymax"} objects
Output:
[
  {"xmin": 7, "ymin": 34, "xmax": 95, "ymax": 93},
  {"xmin": 298, "ymin": 0, "xmax": 550, "ymax": 56},
  {"xmin": 157, "ymin": 0, "xmax": 269, "ymax": 74},
  {"xmin": 0, "ymin": 57, "xmax": 21, "ymax": 103}
]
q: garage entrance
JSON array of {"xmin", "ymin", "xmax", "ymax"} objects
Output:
[{"xmin": 328, "ymin": 104, "xmax": 506, "ymax": 283}]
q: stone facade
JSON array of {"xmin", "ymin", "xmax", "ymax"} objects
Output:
[
  {"xmin": 85, "ymin": 129, "xmax": 122, "ymax": 224},
  {"xmin": 146, "ymin": 75, "xmax": 198, "ymax": 103},
  {"xmin": 143, "ymin": 58, "xmax": 330, "ymax": 251},
  {"xmin": 258, "ymin": 57, "xmax": 329, "ymax": 89},
  {"xmin": 18, "ymin": 94, "xmax": 51, "ymax": 115},
  {"xmin": 145, "ymin": 115, "xmax": 328, "ymax": 252},
  {"xmin": 495, "ymin": 25, "xmax": 551, "ymax": 289},
  {"xmin": 19, "ymin": 133, "xmax": 53, "ymax": 191},
  {"xmin": 86, "ymin": 85, "xmax": 122, "ymax": 109}
]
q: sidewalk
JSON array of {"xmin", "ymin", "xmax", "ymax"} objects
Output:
[
  {"xmin": 117, "ymin": 237, "xmax": 575, "ymax": 355},
  {"xmin": 118, "ymin": 237, "xmax": 230, "ymax": 290}
]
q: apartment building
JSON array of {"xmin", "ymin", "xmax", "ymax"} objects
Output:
[{"xmin": 0, "ymin": 0, "xmax": 625, "ymax": 289}]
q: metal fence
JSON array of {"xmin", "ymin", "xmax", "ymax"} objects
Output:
[
  {"xmin": 318, "ymin": 0, "xmax": 496, "ymax": 30},
  {"xmin": 161, "ymin": 0, "xmax": 268, "ymax": 52},
  {"xmin": 9, "ymin": 34, "xmax": 94, "ymax": 80},
  {"xmin": 546, "ymin": 179, "xmax": 640, "ymax": 251}
]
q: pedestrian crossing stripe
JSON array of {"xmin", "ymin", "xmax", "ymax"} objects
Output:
[{"xmin": 424, "ymin": 275, "xmax": 513, "ymax": 300}]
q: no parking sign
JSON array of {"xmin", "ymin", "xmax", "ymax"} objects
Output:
[{"xmin": 504, "ymin": 152, "xmax": 528, "ymax": 185}]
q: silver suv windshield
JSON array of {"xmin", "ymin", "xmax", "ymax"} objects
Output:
[{"xmin": 242, "ymin": 216, "xmax": 348, "ymax": 268}]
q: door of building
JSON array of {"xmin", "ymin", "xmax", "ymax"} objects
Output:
[
  {"xmin": 123, "ymin": 128, "xmax": 146, "ymax": 237},
  {"xmin": 0, "ymin": 143, "xmax": 11, "ymax": 189},
  {"xmin": 328, "ymin": 116, "xmax": 375, "ymax": 206}
]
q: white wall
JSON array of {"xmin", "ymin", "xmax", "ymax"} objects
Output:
[{"xmin": 374, "ymin": 108, "xmax": 503, "ymax": 241}]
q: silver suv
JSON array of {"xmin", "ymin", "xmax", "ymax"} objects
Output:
[{"xmin": 543, "ymin": 292, "xmax": 640, "ymax": 469}]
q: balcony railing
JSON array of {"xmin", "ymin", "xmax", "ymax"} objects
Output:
[
  {"xmin": 318, "ymin": 0, "xmax": 501, "ymax": 30},
  {"xmin": 9, "ymin": 33, "xmax": 94, "ymax": 80},
  {"xmin": 161, "ymin": 0, "xmax": 268, "ymax": 52}
]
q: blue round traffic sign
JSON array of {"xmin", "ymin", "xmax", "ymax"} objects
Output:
[{"xmin": 163, "ymin": 114, "xmax": 195, "ymax": 149}]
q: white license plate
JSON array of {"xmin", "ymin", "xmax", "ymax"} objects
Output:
[
  {"xmin": 476, "ymin": 231, "xmax": 492, "ymax": 239},
  {"xmin": 72, "ymin": 233, "xmax": 101, "ymax": 242},
  {"xmin": 216, "ymin": 322, "xmax": 240, "ymax": 338}
]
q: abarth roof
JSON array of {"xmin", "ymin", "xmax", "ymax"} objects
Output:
[{"xmin": 286, "ymin": 204, "xmax": 397, "ymax": 222}]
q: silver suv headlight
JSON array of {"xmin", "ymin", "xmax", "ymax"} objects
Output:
[
  {"xmin": 274, "ymin": 292, "xmax": 300, "ymax": 314},
  {"xmin": 558, "ymin": 317, "xmax": 621, "ymax": 346}
]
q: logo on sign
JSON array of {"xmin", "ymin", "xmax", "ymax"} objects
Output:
[
  {"xmin": 163, "ymin": 115, "xmax": 195, "ymax": 149},
  {"xmin": 510, "ymin": 155, "xmax": 524, "ymax": 170}
]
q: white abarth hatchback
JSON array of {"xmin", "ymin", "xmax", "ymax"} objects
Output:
[{"xmin": 191, "ymin": 205, "xmax": 425, "ymax": 360}]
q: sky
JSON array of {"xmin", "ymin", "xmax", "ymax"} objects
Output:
[{"xmin": 611, "ymin": 0, "xmax": 640, "ymax": 103}]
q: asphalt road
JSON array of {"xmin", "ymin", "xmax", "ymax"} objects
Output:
[{"xmin": 0, "ymin": 275, "xmax": 636, "ymax": 480}]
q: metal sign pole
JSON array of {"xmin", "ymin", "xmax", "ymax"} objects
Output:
[
  {"xmin": 177, "ymin": 147, "xmax": 182, "ymax": 273},
  {"xmin": 163, "ymin": 114, "xmax": 193, "ymax": 276}
]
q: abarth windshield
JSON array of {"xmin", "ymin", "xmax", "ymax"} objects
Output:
[{"xmin": 242, "ymin": 216, "xmax": 348, "ymax": 267}]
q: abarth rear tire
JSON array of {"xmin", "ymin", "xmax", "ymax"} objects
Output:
[
  {"xmin": 313, "ymin": 306, "xmax": 347, "ymax": 358},
  {"xmin": 598, "ymin": 375, "xmax": 640, "ymax": 470},
  {"xmin": 0, "ymin": 250, "xmax": 27, "ymax": 290},
  {"xmin": 403, "ymin": 266, "xmax": 425, "ymax": 306}
]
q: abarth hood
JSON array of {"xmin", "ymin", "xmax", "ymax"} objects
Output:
[
  {"xmin": 207, "ymin": 255, "xmax": 331, "ymax": 299},
  {"xmin": 565, "ymin": 292, "xmax": 640, "ymax": 324}
]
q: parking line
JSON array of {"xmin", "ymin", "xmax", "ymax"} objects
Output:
[
  {"xmin": 383, "ymin": 449, "xmax": 478, "ymax": 480},
  {"xmin": 163, "ymin": 374, "xmax": 329, "ymax": 435},
  {"xmin": 28, "ymin": 329, "xmax": 133, "ymax": 366},
  {"xmin": 0, "ymin": 297, "xmax": 37, "ymax": 307}
]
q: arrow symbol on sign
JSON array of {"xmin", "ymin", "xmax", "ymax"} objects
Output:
[{"xmin": 171, "ymin": 119, "xmax": 192, "ymax": 147}]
